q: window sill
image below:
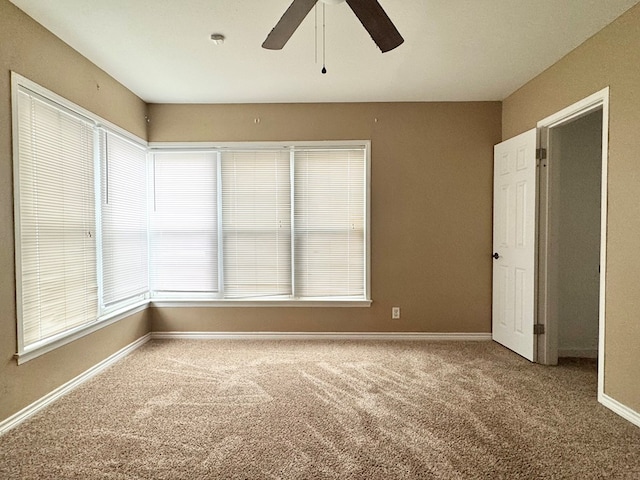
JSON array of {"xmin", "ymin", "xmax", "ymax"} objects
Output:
[
  {"xmin": 15, "ymin": 298, "xmax": 372, "ymax": 364},
  {"xmin": 149, "ymin": 298, "xmax": 372, "ymax": 308},
  {"xmin": 15, "ymin": 300, "xmax": 149, "ymax": 365}
]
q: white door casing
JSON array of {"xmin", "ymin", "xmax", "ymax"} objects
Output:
[
  {"xmin": 535, "ymin": 88, "xmax": 609, "ymax": 402},
  {"xmin": 492, "ymin": 129, "xmax": 537, "ymax": 361}
]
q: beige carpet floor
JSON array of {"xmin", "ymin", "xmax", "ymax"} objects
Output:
[{"xmin": 1, "ymin": 340, "xmax": 639, "ymax": 479}]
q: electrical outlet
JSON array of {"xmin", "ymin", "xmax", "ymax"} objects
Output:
[{"xmin": 392, "ymin": 307, "xmax": 400, "ymax": 319}]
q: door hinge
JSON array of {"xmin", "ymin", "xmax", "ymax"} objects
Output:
[
  {"xmin": 534, "ymin": 324, "xmax": 545, "ymax": 335},
  {"xmin": 536, "ymin": 148, "xmax": 547, "ymax": 160}
]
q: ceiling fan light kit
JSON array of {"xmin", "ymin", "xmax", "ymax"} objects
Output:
[{"xmin": 262, "ymin": 0, "xmax": 403, "ymax": 54}]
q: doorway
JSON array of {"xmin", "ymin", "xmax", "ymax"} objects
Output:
[
  {"xmin": 542, "ymin": 110, "xmax": 602, "ymax": 364},
  {"xmin": 536, "ymin": 89, "xmax": 609, "ymax": 400}
]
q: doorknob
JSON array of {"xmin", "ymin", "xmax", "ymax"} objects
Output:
[{"xmin": 492, "ymin": 252, "xmax": 500, "ymax": 259}]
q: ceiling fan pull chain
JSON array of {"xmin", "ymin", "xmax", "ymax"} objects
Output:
[{"xmin": 322, "ymin": 3, "xmax": 327, "ymax": 74}]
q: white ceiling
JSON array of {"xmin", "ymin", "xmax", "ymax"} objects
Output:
[{"xmin": 9, "ymin": 0, "xmax": 640, "ymax": 104}]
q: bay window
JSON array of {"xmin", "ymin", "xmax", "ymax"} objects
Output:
[{"xmin": 12, "ymin": 73, "xmax": 370, "ymax": 362}]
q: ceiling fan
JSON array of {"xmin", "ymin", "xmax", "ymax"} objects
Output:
[{"xmin": 262, "ymin": 0, "xmax": 404, "ymax": 53}]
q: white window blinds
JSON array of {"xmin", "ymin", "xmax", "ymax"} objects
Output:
[
  {"xmin": 221, "ymin": 150, "xmax": 291, "ymax": 298},
  {"xmin": 15, "ymin": 89, "xmax": 98, "ymax": 348},
  {"xmin": 294, "ymin": 149, "xmax": 366, "ymax": 298},
  {"xmin": 147, "ymin": 147, "xmax": 366, "ymax": 300},
  {"xmin": 150, "ymin": 152, "xmax": 218, "ymax": 294},
  {"xmin": 100, "ymin": 132, "xmax": 148, "ymax": 308}
]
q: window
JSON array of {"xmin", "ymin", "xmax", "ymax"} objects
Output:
[
  {"xmin": 294, "ymin": 149, "xmax": 365, "ymax": 298},
  {"xmin": 14, "ymin": 86, "xmax": 98, "ymax": 351},
  {"xmin": 221, "ymin": 150, "xmax": 291, "ymax": 298},
  {"xmin": 100, "ymin": 132, "xmax": 149, "ymax": 310},
  {"xmin": 149, "ymin": 152, "xmax": 219, "ymax": 295},
  {"xmin": 148, "ymin": 145, "xmax": 369, "ymax": 302}
]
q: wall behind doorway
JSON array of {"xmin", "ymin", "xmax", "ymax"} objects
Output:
[{"xmin": 550, "ymin": 110, "xmax": 603, "ymax": 358}]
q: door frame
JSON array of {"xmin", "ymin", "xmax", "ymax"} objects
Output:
[{"xmin": 535, "ymin": 88, "xmax": 609, "ymax": 401}]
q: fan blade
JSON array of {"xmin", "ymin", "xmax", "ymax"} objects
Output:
[
  {"xmin": 263, "ymin": 0, "xmax": 318, "ymax": 50},
  {"xmin": 345, "ymin": 0, "xmax": 404, "ymax": 52}
]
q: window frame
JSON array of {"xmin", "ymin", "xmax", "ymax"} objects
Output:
[
  {"xmin": 149, "ymin": 150, "xmax": 221, "ymax": 297},
  {"xmin": 147, "ymin": 142, "xmax": 372, "ymax": 307},
  {"xmin": 99, "ymin": 130, "xmax": 150, "ymax": 313}
]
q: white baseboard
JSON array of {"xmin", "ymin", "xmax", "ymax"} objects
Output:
[
  {"xmin": 558, "ymin": 348, "xmax": 598, "ymax": 359},
  {"xmin": 0, "ymin": 333, "xmax": 151, "ymax": 436},
  {"xmin": 599, "ymin": 393, "xmax": 640, "ymax": 428},
  {"xmin": 150, "ymin": 331, "xmax": 493, "ymax": 341}
]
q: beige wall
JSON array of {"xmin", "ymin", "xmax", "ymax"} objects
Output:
[
  {"xmin": 0, "ymin": 0, "xmax": 150, "ymax": 422},
  {"xmin": 503, "ymin": 3, "xmax": 640, "ymax": 411},
  {"xmin": 148, "ymin": 101, "xmax": 502, "ymax": 334}
]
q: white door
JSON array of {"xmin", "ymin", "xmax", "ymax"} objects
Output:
[{"xmin": 492, "ymin": 129, "xmax": 537, "ymax": 361}]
